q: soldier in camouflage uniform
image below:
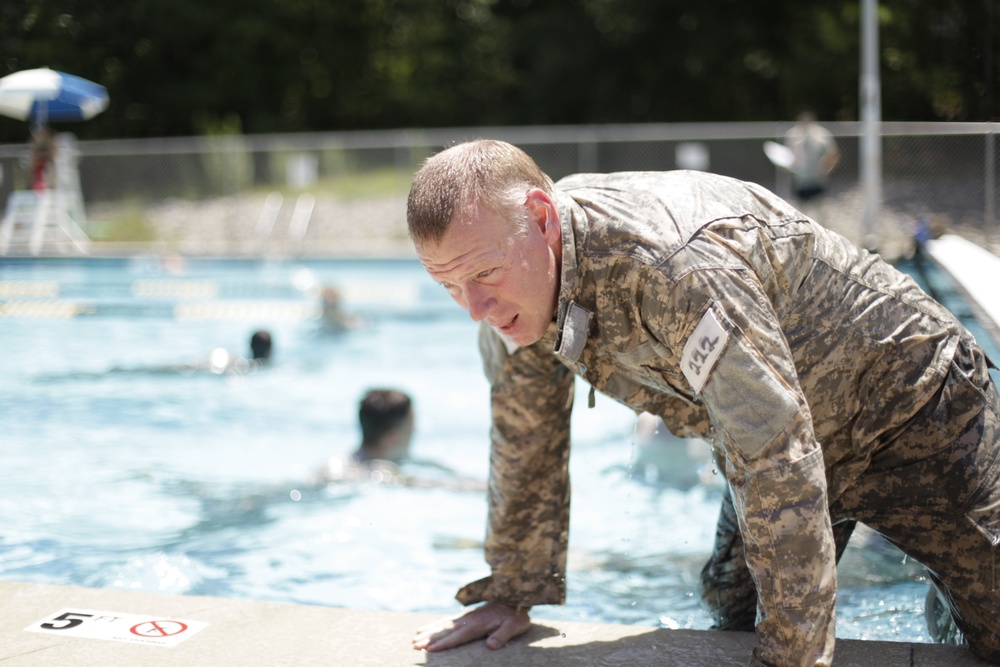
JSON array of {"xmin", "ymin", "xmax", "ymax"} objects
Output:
[{"xmin": 408, "ymin": 140, "xmax": 1000, "ymax": 667}]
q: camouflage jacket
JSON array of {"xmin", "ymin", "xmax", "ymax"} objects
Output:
[{"xmin": 458, "ymin": 170, "xmax": 962, "ymax": 667}]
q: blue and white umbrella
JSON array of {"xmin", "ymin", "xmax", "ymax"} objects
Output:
[{"xmin": 0, "ymin": 67, "xmax": 108, "ymax": 124}]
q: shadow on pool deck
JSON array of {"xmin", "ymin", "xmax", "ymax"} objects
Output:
[{"xmin": 0, "ymin": 581, "xmax": 990, "ymax": 666}]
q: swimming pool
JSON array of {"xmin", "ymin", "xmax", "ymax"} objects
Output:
[{"xmin": 1, "ymin": 254, "xmax": 992, "ymax": 646}]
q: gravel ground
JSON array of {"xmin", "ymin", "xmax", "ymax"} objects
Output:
[{"xmin": 88, "ymin": 191, "xmax": 415, "ymax": 259}]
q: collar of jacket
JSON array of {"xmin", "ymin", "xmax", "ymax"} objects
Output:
[{"xmin": 552, "ymin": 190, "xmax": 593, "ymax": 371}]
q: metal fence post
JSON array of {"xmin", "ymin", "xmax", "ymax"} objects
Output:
[
  {"xmin": 986, "ymin": 130, "xmax": 995, "ymax": 243},
  {"xmin": 860, "ymin": 0, "xmax": 883, "ymax": 251}
]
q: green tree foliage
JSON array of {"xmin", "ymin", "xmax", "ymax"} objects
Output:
[
  {"xmin": 0, "ymin": 0, "xmax": 996, "ymax": 142},
  {"xmin": 879, "ymin": 0, "xmax": 999, "ymax": 120}
]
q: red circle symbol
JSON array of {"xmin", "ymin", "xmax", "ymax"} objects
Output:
[{"xmin": 130, "ymin": 620, "xmax": 188, "ymax": 637}]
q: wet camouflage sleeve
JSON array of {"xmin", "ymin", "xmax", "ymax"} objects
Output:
[
  {"xmin": 636, "ymin": 211, "xmax": 959, "ymax": 666},
  {"xmin": 655, "ymin": 265, "xmax": 837, "ymax": 666},
  {"xmin": 455, "ymin": 323, "xmax": 575, "ymax": 607}
]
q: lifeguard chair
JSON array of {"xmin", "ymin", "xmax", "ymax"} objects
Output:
[{"xmin": 0, "ymin": 132, "xmax": 91, "ymax": 256}]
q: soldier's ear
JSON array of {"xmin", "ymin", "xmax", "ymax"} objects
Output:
[
  {"xmin": 524, "ymin": 188, "xmax": 561, "ymax": 252},
  {"xmin": 525, "ymin": 188, "xmax": 558, "ymax": 237}
]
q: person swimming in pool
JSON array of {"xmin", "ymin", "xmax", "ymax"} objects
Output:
[
  {"xmin": 200, "ymin": 328, "xmax": 273, "ymax": 374},
  {"xmin": 38, "ymin": 329, "xmax": 276, "ymax": 381},
  {"xmin": 318, "ymin": 286, "xmax": 365, "ymax": 333},
  {"xmin": 115, "ymin": 329, "xmax": 274, "ymax": 376},
  {"xmin": 312, "ymin": 388, "xmax": 415, "ymax": 486},
  {"xmin": 310, "ymin": 388, "xmax": 483, "ymax": 492}
]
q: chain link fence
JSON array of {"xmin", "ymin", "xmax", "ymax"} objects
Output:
[{"xmin": 0, "ymin": 122, "xmax": 997, "ymax": 259}]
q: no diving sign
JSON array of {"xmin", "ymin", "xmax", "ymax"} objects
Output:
[{"xmin": 25, "ymin": 608, "xmax": 208, "ymax": 647}]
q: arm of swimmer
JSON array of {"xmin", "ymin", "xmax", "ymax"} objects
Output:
[{"xmin": 413, "ymin": 602, "xmax": 531, "ymax": 652}]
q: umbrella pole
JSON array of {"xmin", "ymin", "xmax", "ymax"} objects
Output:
[{"xmin": 31, "ymin": 104, "xmax": 46, "ymax": 134}]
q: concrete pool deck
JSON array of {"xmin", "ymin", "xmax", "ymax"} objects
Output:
[{"xmin": 0, "ymin": 581, "xmax": 991, "ymax": 666}]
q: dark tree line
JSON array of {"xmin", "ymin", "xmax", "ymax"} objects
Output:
[{"xmin": 1, "ymin": 0, "xmax": 997, "ymax": 142}]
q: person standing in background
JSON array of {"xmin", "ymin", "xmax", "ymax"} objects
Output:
[
  {"xmin": 783, "ymin": 110, "xmax": 839, "ymax": 208},
  {"xmin": 29, "ymin": 124, "xmax": 57, "ymax": 191}
]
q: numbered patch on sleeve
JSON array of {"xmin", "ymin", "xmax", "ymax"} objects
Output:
[{"xmin": 681, "ymin": 306, "xmax": 729, "ymax": 394}]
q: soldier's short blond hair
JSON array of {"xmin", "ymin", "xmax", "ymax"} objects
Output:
[{"xmin": 407, "ymin": 139, "xmax": 555, "ymax": 246}]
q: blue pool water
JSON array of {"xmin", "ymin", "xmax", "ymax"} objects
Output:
[{"xmin": 1, "ymin": 253, "xmax": 993, "ymax": 645}]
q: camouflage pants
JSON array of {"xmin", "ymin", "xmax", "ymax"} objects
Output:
[{"xmin": 699, "ymin": 336, "xmax": 1000, "ymax": 662}]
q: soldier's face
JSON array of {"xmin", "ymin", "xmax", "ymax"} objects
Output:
[{"xmin": 417, "ymin": 189, "xmax": 562, "ymax": 347}]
